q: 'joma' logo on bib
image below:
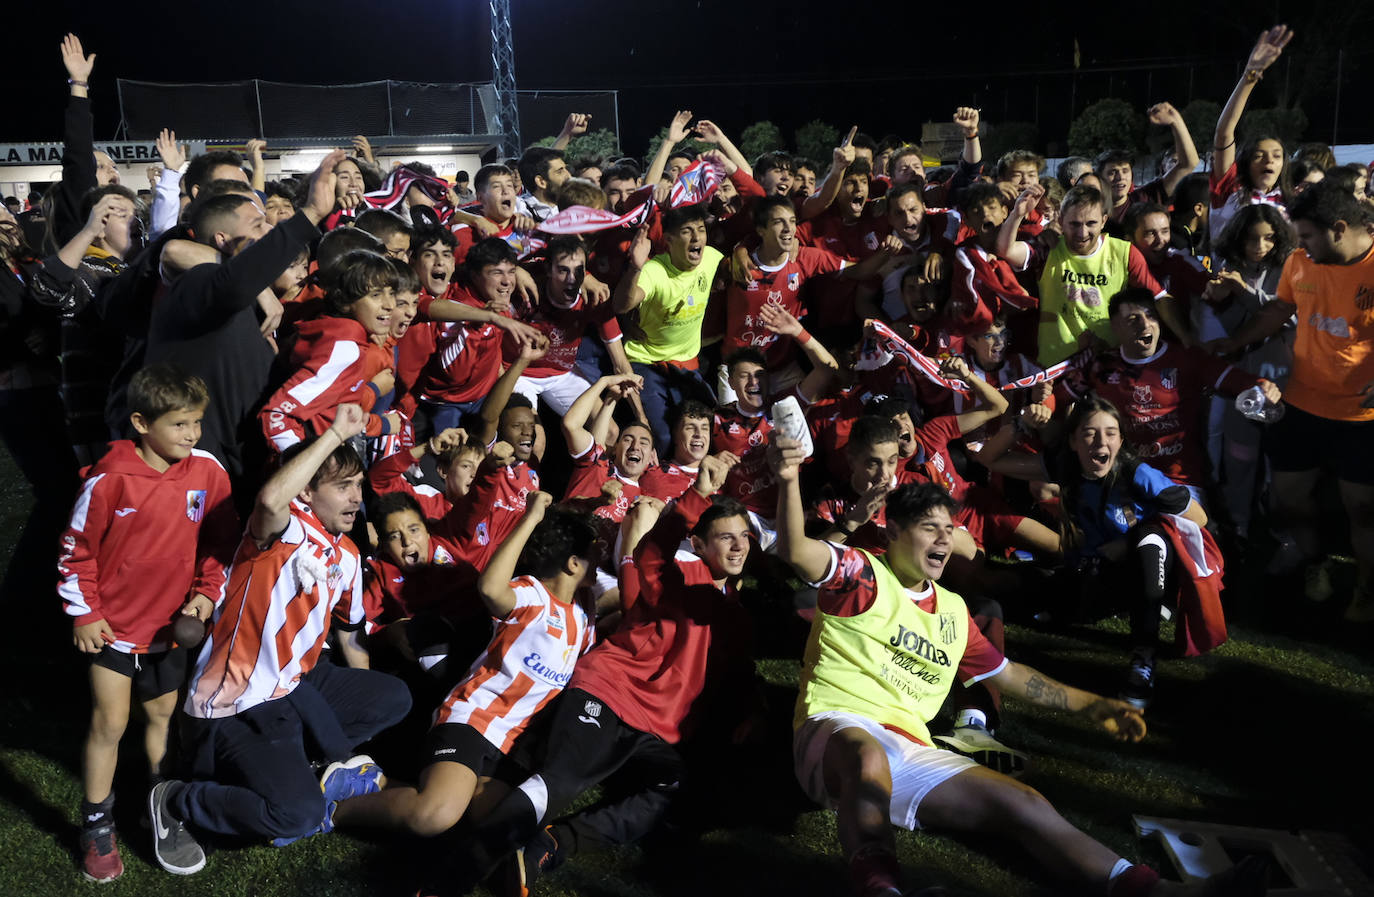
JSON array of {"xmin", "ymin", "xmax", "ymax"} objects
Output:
[{"xmin": 888, "ymin": 623, "xmax": 952, "ymax": 666}]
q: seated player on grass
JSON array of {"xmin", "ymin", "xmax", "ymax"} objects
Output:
[
  {"xmin": 331, "ymin": 492, "xmax": 599, "ymax": 837},
  {"xmin": 148, "ymin": 405, "xmax": 411, "ymax": 874},
  {"xmin": 769, "ymin": 437, "xmax": 1269, "ymax": 897}
]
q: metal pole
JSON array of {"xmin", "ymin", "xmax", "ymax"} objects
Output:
[
  {"xmin": 613, "ymin": 89, "xmax": 622, "ymax": 154},
  {"xmin": 254, "ymin": 80, "xmax": 264, "ymax": 139},
  {"xmin": 1332, "ymin": 49, "xmax": 1343, "ymax": 146},
  {"xmin": 386, "ymin": 80, "xmax": 394, "ymax": 138}
]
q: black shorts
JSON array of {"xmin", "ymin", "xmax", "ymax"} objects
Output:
[
  {"xmin": 1266, "ymin": 403, "xmax": 1374, "ymax": 485},
  {"xmin": 422, "ymin": 722, "xmax": 504, "ymax": 775},
  {"xmin": 91, "ymin": 645, "xmax": 187, "ymax": 701}
]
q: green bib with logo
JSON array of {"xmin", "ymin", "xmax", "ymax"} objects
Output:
[
  {"xmin": 1037, "ymin": 236, "xmax": 1131, "ymax": 365},
  {"xmin": 796, "ymin": 549, "xmax": 969, "ymax": 744}
]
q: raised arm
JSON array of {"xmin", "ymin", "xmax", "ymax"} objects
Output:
[
  {"xmin": 994, "ymin": 184, "xmax": 1042, "ymax": 269},
  {"xmin": 250, "ymin": 404, "xmax": 367, "ymax": 545},
  {"xmin": 945, "ymin": 356, "xmax": 1009, "ymax": 435},
  {"xmin": 954, "ymin": 106, "xmax": 982, "ymax": 166},
  {"xmin": 477, "ymin": 491, "xmax": 553, "ymax": 617},
  {"xmin": 246, "ymin": 139, "xmax": 268, "ymax": 193},
  {"xmin": 770, "ymin": 438, "xmax": 834, "ymax": 583},
  {"xmin": 612, "ymin": 224, "xmax": 653, "ymax": 314},
  {"xmin": 1213, "ymin": 26, "xmax": 1293, "ymax": 177},
  {"xmin": 563, "ymin": 374, "xmax": 641, "ymax": 456},
  {"xmin": 693, "ymin": 120, "xmax": 752, "ymax": 177},
  {"xmin": 802, "ymin": 127, "xmax": 857, "ymax": 220},
  {"xmin": 149, "ymin": 129, "xmax": 187, "ymax": 238},
  {"xmin": 759, "ymin": 303, "xmax": 838, "ymax": 402},
  {"xmin": 474, "ymin": 335, "xmax": 547, "ymax": 447},
  {"xmin": 992, "ymin": 660, "xmax": 1146, "ymax": 743},
  {"xmin": 1148, "ymin": 103, "xmax": 1199, "ymax": 196},
  {"xmin": 644, "ymin": 110, "xmax": 693, "ymax": 187},
  {"xmin": 551, "ymin": 113, "xmax": 591, "ymax": 152}
]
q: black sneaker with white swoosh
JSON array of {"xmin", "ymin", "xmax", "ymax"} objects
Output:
[{"xmin": 148, "ymin": 781, "xmax": 206, "ymax": 875}]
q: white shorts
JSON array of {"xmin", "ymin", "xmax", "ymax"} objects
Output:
[
  {"xmin": 793, "ymin": 711, "xmax": 978, "ymax": 830},
  {"xmin": 514, "ymin": 370, "xmax": 594, "ymax": 417}
]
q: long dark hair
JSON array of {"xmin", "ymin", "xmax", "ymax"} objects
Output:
[
  {"xmin": 1235, "ymin": 136, "xmax": 1292, "ymax": 205},
  {"xmin": 1056, "ymin": 394, "xmax": 1139, "ymax": 552},
  {"xmin": 1212, "ymin": 202, "xmax": 1295, "ymax": 270}
]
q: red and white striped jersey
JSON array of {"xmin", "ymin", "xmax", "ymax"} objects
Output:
[
  {"xmin": 433, "ymin": 575, "xmax": 594, "ymax": 752},
  {"xmin": 185, "ymin": 500, "xmax": 365, "ymax": 719}
]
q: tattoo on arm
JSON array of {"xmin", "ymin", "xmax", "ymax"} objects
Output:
[{"xmin": 1025, "ymin": 672, "xmax": 1070, "ymax": 710}]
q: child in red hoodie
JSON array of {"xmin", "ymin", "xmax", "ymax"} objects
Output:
[
  {"xmin": 260, "ymin": 250, "xmax": 401, "ymax": 453},
  {"xmin": 58, "ymin": 363, "xmax": 238, "ymax": 883}
]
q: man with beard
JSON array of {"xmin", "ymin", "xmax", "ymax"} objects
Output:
[{"xmin": 996, "ymin": 184, "xmax": 1184, "ymax": 365}]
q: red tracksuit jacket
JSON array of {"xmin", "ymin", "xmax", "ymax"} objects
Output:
[
  {"xmin": 58, "ymin": 441, "xmax": 238, "ymax": 652},
  {"xmin": 260, "ymin": 316, "xmax": 395, "ymax": 453}
]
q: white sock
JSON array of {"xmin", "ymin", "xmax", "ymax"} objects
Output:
[
  {"xmin": 955, "ymin": 708, "xmax": 987, "ymax": 729},
  {"xmin": 1106, "ymin": 857, "xmax": 1133, "ymax": 894}
]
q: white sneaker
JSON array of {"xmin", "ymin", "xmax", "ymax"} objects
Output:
[{"xmin": 933, "ymin": 724, "xmax": 1029, "ymax": 778}]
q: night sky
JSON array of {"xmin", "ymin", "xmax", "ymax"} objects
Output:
[{"xmin": 3, "ymin": 0, "xmax": 1369, "ymax": 155}]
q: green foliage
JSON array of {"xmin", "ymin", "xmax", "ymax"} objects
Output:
[
  {"xmin": 1238, "ymin": 106, "xmax": 1309, "ymax": 148},
  {"xmin": 1180, "ymin": 100, "xmax": 1221, "ymax": 154},
  {"xmin": 644, "ymin": 126, "xmax": 705, "ymax": 166},
  {"xmin": 794, "ymin": 119, "xmax": 839, "ymax": 164},
  {"xmin": 738, "ymin": 121, "xmax": 786, "ymax": 164},
  {"xmin": 982, "ymin": 121, "xmax": 1042, "ymax": 163},
  {"xmin": 1067, "ymin": 98, "xmax": 1145, "ymax": 158},
  {"xmin": 563, "ymin": 128, "xmax": 620, "ymax": 164}
]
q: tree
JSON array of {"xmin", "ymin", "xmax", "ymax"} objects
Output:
[
  {"xmin": 1238, "ymin": 107, "xmax": 1309, "ymax": 148},
  {"xmin": 645, "ymin": 126, "xmax": 706, "ymax": 165},
  {"xmin": 982, "ymin": 122, "xmax": 1042, "ymax": 163},
  {"xmin": 1180, "ymin": 100, "xmax": 1221, "ymax": 157},
  {"xmin": 794, "ymin": 119, "xmax": 839, "ymax": 164},
  {"xmin": 564, "ymin": 129, "xmax": 620, "ymax": 163},
  {"xmin": 739, "ymin": 121, "xmax": 785, "ymax": 165},
  {"xmin": 1067, "ymin": 98, "xmax": 1145, "ymax": 158}
]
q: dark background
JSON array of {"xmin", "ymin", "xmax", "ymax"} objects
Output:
[{"xmin": 3, "ymin": 0, "xmax": 1370, "ymax": 156}]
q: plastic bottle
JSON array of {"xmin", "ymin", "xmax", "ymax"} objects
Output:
[{"xmin": 1234, "ymin": 385, "xmax": 1285, "ymax": 423}]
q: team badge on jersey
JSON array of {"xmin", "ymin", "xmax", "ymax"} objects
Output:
[
  {"xmin": 185, "ymin": 490, "xmax": 207, "ymax": 522},
  {"xmin": 476, "ymin": 521, "xmax": 490, "ymax": 547},
  {"xmin": 864, "ymin": 232, "xmax": 879, "ymax": 251},
  {"xmin": 938, "ymin": 612, "xmax": 958, "ymax": 645},
  {"xmin": 546, "ymin": 606, "xmax": 565, "ymax": 635},
  {"xmin": 788, "ymin": 272, "xmax": 799, "ymax": 291},
  {"xmin": 1159, "ymin": 368, "xmax": 1177, "ymax": 390},
  {"xmin": 746, "ymin": 280, "xmax": 759, "ymax": 292}
]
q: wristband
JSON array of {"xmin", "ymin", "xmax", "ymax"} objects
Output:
[
  {"xmin": 963, "ymin": 131, "xmax": 979, "ymax": 140},
  {"xmin": 68, "ymin": 78, "xmax": 88, "ymax": 87},
  {"xmin": 797, "ymin": 330, "xmax": 813, "ymax": 345},
  {"xmin": 1243, "ymin": 69, "xmax": 1263, "ymax": 84}
]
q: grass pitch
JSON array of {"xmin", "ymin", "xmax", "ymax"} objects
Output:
[{"xmin": 1, "ymin": 445, "xmax": 1370, "ymax": 896}]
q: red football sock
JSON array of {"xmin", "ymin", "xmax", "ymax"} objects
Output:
[{"xmin": 1109, "ymin": 863, "xmax": 1161, "ymax": 897}]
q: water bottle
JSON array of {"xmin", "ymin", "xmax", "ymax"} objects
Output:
[
  {"xmin": 1235, "ymin": 385, "xmax": 1285, "ymax": 423},
  {"xmin": 770, "ymin": 396, "xmax": 814, "ymax": 458}
]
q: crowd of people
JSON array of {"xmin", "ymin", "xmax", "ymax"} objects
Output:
[{"xmin": 3, "ymin": 22, "xmax": 1371, "ymax": 897}]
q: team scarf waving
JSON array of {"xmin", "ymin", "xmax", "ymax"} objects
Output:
[
  {"xmin": 499, "ymin": 159, "xmax": 726, "ymax": 259},
  {"xmin": 363, "ymin": 165, "xmax": 453, "ymax": 215},
  {"xmin": 856, "ymin": 319, "xmax": 1084, "ymax": 395}
]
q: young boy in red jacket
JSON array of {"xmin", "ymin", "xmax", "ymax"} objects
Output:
[
  {"xmin": 260, "ymin": 250, "xmax": 402, "ymax": 453},
  {"xmin": 58, "ymin": 363, "xmax": 238, "ymax": 883}
]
